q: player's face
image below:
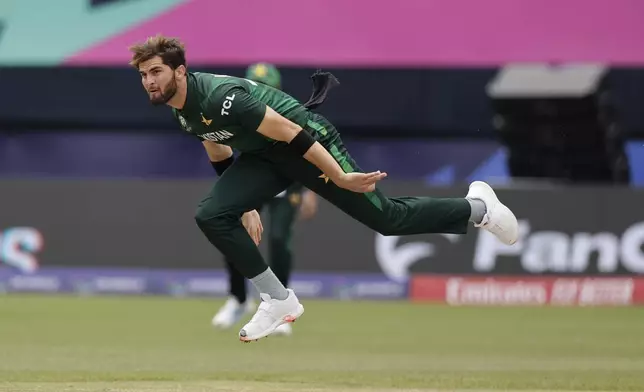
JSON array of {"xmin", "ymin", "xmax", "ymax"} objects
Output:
[{"xmin": 138, "ymin": 56, "xmax": 178, "ymax": 105}]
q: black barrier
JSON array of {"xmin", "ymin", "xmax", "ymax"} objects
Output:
[
  {"xmin": 3, "ymin": 67, "xmax": 644, "ymax": 138},
  {"xmin": 1, "ymin": 180, "xmax": 643, "ymax": 280}
]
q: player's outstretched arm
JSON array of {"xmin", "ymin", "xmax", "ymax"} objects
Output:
[
  {"xmin": 256, "ymin": 107, "xmax": 386, "ymax": 193},
  {"xmin": 205, "ymin": 84, "xmax": 385, "ymax": 192}
]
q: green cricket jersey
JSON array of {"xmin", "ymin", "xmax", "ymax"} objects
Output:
[{"xmin": 172, "ymin": 72, "xmax": 310, "ymax": 153}]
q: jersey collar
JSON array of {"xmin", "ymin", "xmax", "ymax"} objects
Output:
[{"xmin": 180, "ymin": 72, "xmax": 200, "ymax": 114}]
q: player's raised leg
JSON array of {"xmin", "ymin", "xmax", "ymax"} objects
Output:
[
  {"xmin": 194, "ymin": 153, "xmax": 304, "ymax": 341},
  {"xmin": 274, "ymin": 114, "xmax": 518, "ymax": 244}
]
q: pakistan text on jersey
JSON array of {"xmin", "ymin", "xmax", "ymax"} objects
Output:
[{"xmin": 200, "ymin": 131, "xmax": 234, "ymax": 142}]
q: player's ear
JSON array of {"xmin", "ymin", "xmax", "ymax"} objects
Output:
[{"xmin": 175, "ymin": 65, "xmax": 187, "ymax": 79}]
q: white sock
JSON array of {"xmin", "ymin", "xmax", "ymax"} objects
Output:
[
  {"xmin": 250, "ymin": 268, "xmax": 288, "ymax": 300},
  {"xmin": 466, "ymin": 198, "xmax": 487, "ymax": 224}
]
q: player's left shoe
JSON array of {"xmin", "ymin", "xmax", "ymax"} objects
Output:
[
  {"xmin": 212, "ymin": 297, "xmax": 255, "ymax": 329},
  {"xmin": 466, "ymin": 181, "xmax": 519, "ymax": 245},
  {"xmin": 239, "ymin": 289, "xmax": 303, "ymax": 342}
]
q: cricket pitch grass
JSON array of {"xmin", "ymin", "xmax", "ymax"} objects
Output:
[{"xmin": 0, "ymin": 295, "xmax": 642, "ymax": 392}]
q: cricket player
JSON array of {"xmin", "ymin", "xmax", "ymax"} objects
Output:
[
  {"xmin": 129, "ymin": 35, "xmax": 519, "ymax": 342},
  {"xmin": 212, "ymin": 63, "xmax": 319, "ymax": 336}
]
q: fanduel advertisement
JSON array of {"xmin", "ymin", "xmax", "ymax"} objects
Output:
[{"xmin": 374, "ymin": 184, "xmax": 644, "ymax": 279}]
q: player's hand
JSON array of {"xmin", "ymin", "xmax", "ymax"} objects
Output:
[
  {"xmin": 299, "ymin": 190, "xmax": 318, "ymax": 220},
  {"xmin": 334, "ymin": 171, "xmax": 387, "ymax": 193},
  {"xmin": 241, "ymin": 210, "xmax": 263, "ymax": 246}
]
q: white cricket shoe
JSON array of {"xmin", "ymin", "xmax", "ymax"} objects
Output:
[
  {"xmin": 239, "ymin": 289, "xmax": 303, "ymax": 342},
  {"xmin": 466, "ymin": 181, "xmax": 519, "ymax": 245},
  {"xmin": 272, "ymin": 323, "xmax": 293, "ymax": 337},
  {"xmin": 211, "ymin": 297, "xmax": 255, "ymax": 329}
]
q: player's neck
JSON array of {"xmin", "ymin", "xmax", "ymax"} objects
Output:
[{"xmin": 167, "ymin": 83, "xmax": 188, "ymax": 110}]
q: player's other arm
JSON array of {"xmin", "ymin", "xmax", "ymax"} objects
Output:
[
  {"xmin": 256, "ymin": 107, "xmax": 386, "ymax": 193},
  {"xmin": 202, "ymin": 141, "xmax": 234, "ymax": 176}
]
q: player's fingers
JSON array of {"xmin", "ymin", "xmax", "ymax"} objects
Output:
[
  {"xmin": 362, "ymin": 171, "xmax": 387, "ymax": 182},
  {"xmin": 362, "ymin": 171, "xmax": 382, "ymax": 180},
  {"xmin": 362, "ymin": 173, "xmax": 386, "ymax": 186},
  {"xmin": 369, "ymin": 171, "xmax": 386, "ymax": 178},
  {"xmin": 372, "ymin": 172, "xmax": 387, "ymax": 181}
]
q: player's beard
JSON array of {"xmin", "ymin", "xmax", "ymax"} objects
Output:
[{"xmin": 150, "ymin": 75, "xmax": 178, "ymax": 106}]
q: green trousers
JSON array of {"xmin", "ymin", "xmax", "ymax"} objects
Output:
[
  {"xmin": 224, "ymin": 190, "xmax": 299, "ymax": 303},
  {"xmin": 195, "ymin": 113, "xmax": 471, "ymax": 279}
]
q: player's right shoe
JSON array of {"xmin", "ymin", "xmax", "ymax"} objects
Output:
[
  {"xmin": 466, "ymin": 181, "xmax": 519, "ymax": 245},
  {"xmin": 211, "ymin": 297, "xmax": 255, "ymax": 329},
  {"xmin": 239, "ymin": 289, "xmax": 303, "ymax": 342}
]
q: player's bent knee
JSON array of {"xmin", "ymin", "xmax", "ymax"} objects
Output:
[{"xmin": 194, "ymin": 205, "xmax": 238, "ymax": 231}]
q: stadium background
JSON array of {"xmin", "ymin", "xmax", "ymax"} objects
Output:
[{"xmin": 1, "ymin": 1, "xmax": 644, "ymax": 391}]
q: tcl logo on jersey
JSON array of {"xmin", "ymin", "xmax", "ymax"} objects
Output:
[
  {"xmin": 474, "ymin": 220, "xmax": 644, "ymax": 273},
  {"xmin": 220, "ymin": 93, "xmax": 236, "ymax": 116},
  {"xmin": 0, "ymin": 227, "xmax": 43, "ymax": 273}
]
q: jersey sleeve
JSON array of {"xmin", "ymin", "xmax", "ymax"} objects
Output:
[{"xmin": 204, "ymin": 82, "xmax": 267, "ymax": 134}]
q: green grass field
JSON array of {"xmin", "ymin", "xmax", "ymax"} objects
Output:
[{"xmin": 0, "ymin": 295, "xmax": 642, "ymax": 392}]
